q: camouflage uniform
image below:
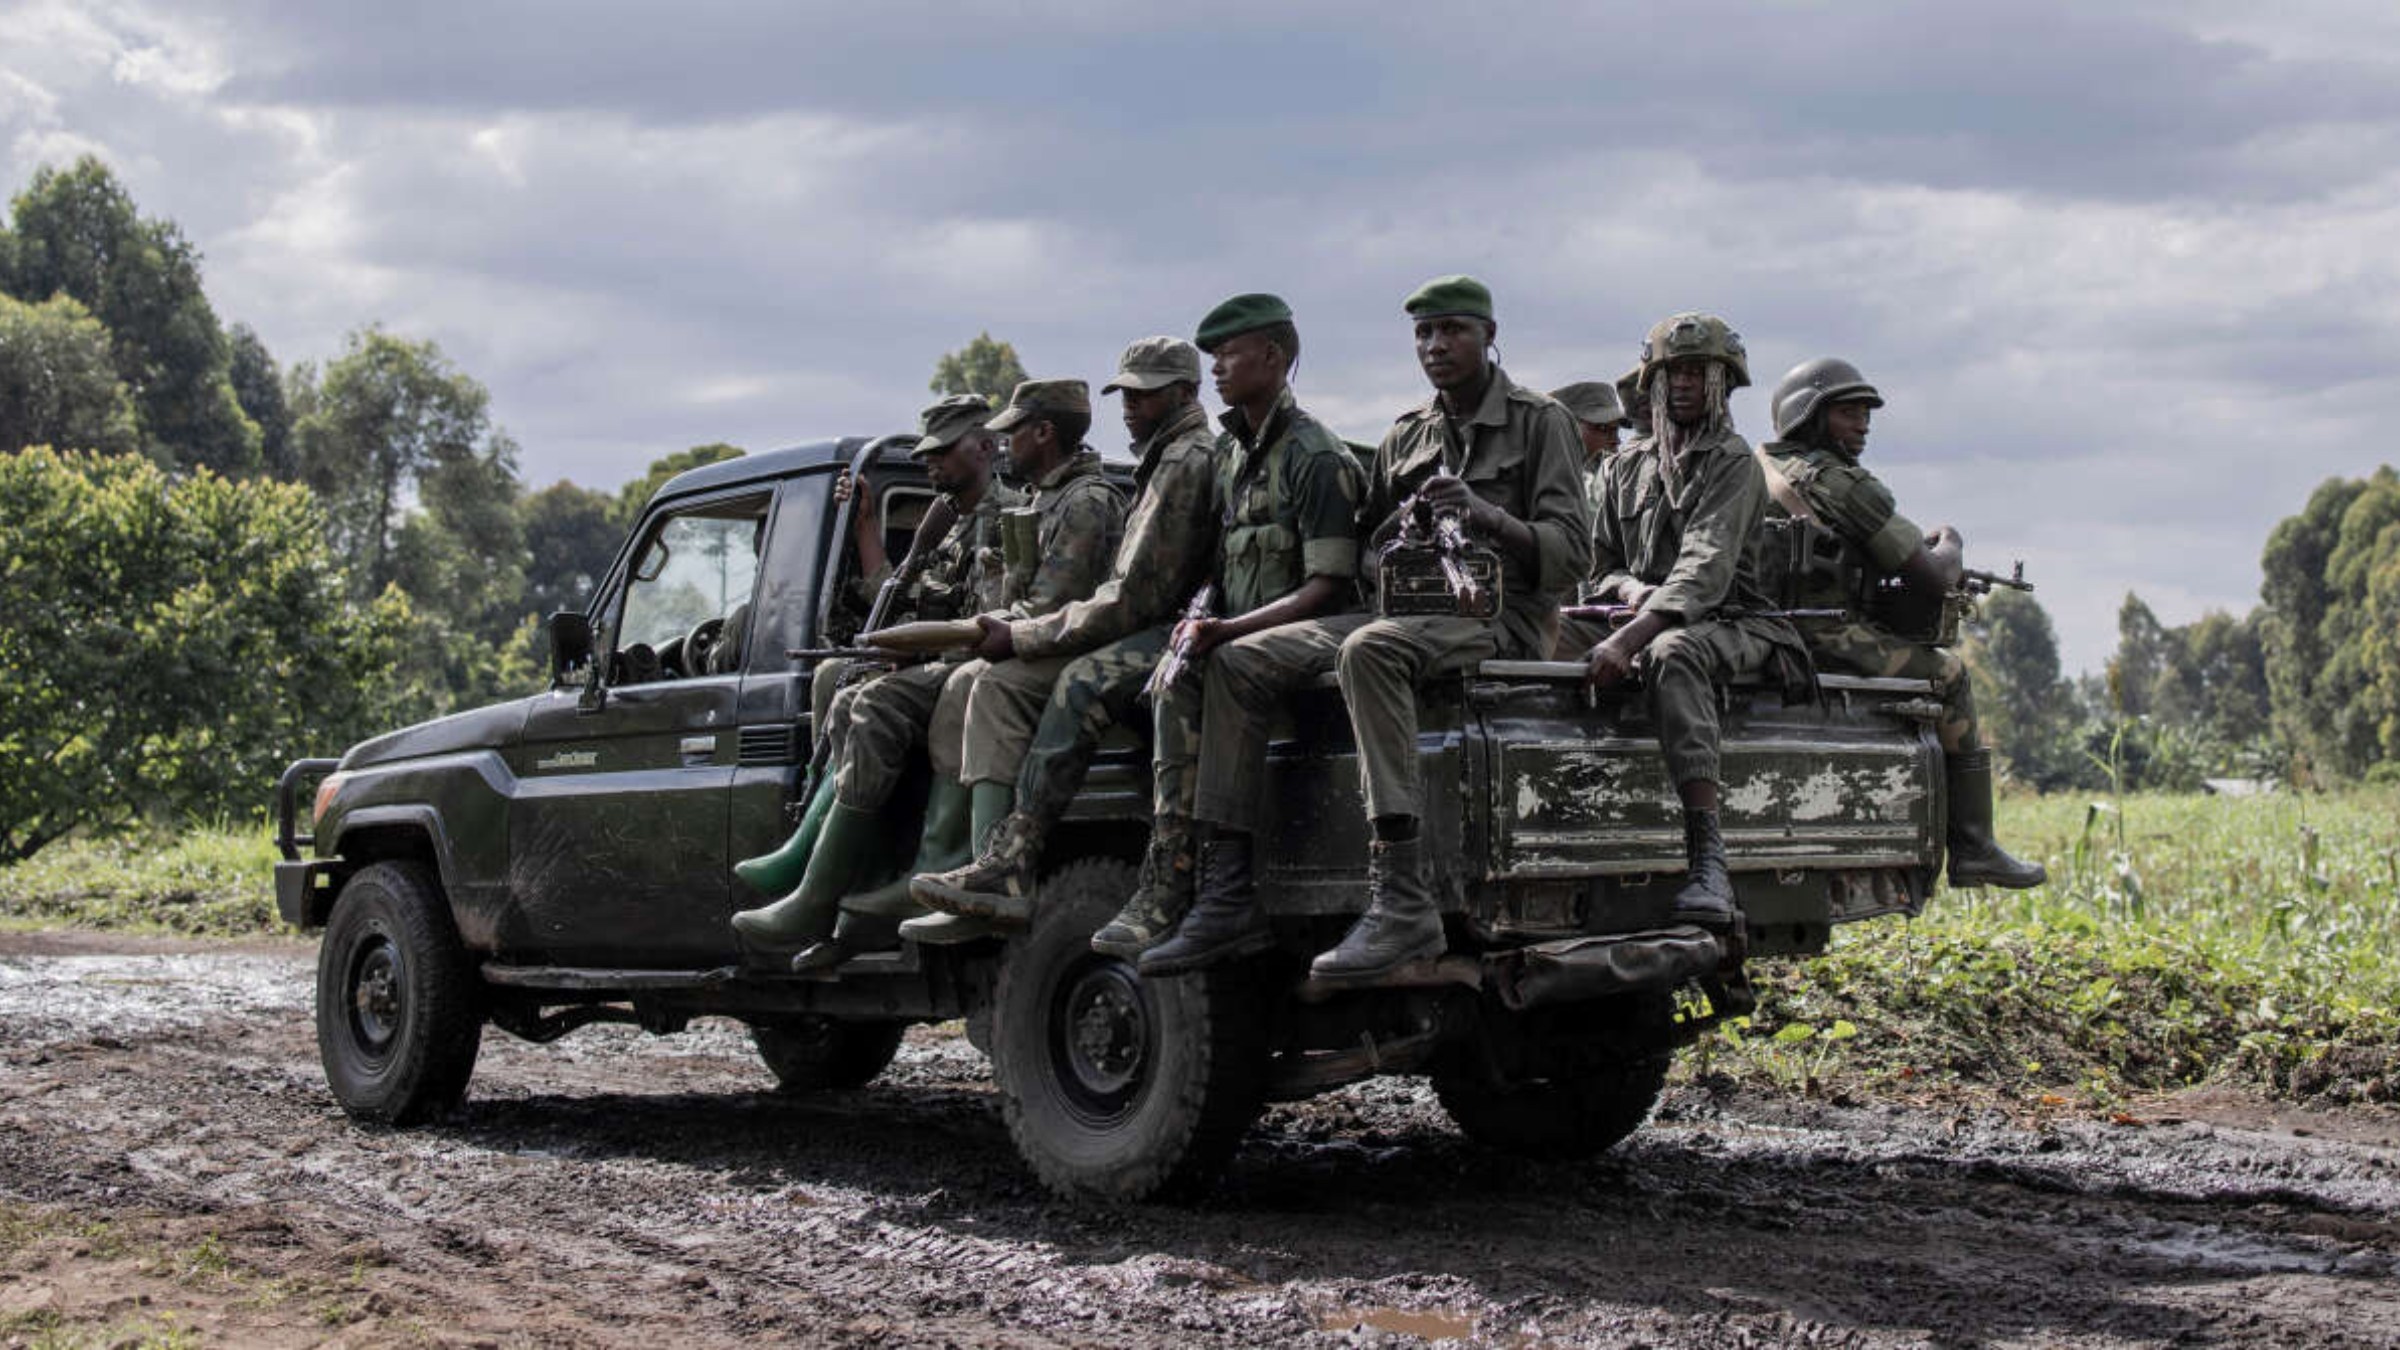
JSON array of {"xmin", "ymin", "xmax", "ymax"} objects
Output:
[
  {"xmin": 963, "ymin": 399, "xmax": 1219, "ymax": 814},
  {"xmin": 1152, "ymin": 387, "xmax": 1364, "ymax": 831},
  {"xmin": 1759, "ymin": 438, "xmax": 1977, "ymax": 753},
  {"xmin": 1550, "ymin": 380, "xmax": 1634, "ymax": 660},
  {"xmin": 1590, "ymin": 422, "xmax": 1807, "ymax": 787},
  {"xmin": 1308, "ymin": 367, "xmax": 1591, "ymax": 820}
]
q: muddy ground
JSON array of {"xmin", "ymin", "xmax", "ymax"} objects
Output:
[{"xmin": 3, "ymin": 930, "xmax": 2398, "ymax": 1349}]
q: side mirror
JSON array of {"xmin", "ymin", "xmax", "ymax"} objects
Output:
[{"xmin": 547, "ymin": 610, "xmax": 593, "ymax": 685}]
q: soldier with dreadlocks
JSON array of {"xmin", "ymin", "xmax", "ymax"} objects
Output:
[{"xmin": 1580, "ymin": 312, "xmax": 1810, "ymax": 930}]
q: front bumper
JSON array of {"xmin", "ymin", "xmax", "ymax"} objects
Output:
[{"xmin": 275, "ymin": 860, "xmax": 335, "ymax": 928}]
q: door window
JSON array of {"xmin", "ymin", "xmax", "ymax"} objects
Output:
[{"xmin": 607, "ymin": 494, "xmax": 770, "ymax": 684}]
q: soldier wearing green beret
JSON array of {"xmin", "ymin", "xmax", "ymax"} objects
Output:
[
  {"xmin": 905, "ymin": 345, "xmax": 1224, "ymax": 939},
  {"xmin": 1090, "ymin": 299, "xmax": 1366, "ymax": 966},
  {"xmin": 1548, "ymin": 379, "xmax": 1635, "ymax": 659},
  {"xmin": 1758, "ymin": 357, "xmax": 2044, "ymax": 888},
  {"xmin": 1579, "ymin": 312, "xmax": 1813, "ymax": 931},
  {"xmin": 729, "ymin": 393, "xmax": 1039, "ymax": 970}
]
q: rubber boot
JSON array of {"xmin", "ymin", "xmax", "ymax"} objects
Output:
[
  {"xmin": 844, "ymin": 777, "xmax": 969, "ymax": 920},
  {"xmin": 730, "ymin": 801, "xmax": 879, "ymax": 960},
  {"xmin": 900, "ymin": 782, "xmax": 1019, "ymax": 945},
  {"xmin": 1091, "ymin": 816, "xmax": 1200, "ymax": 959},
  {"xmin": 1138, "ymin": 829, "xmax": 1273, "ymax": 974},
  {"xmin": 1671, "ymin": 808, "xmax": 1739, "ymax": 931},
  {"xmin": 1308, "ymin": 836, "xmax": 1444, "ymax": 986},
  {"xmin": 793, "ymin": 909, "xmax": 897, "ymax": 978},
  {"xmin": 732, "ymin": 774, "xmax": 836, "ymax": 896},
  {"xmin": 1945, "ymin": 749, "xmax": 2048, "ymax": 889}
]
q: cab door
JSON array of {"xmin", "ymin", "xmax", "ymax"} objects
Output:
[{"xmin": 511, "ymin": 489, "xmax": 773, "ymax": 967}]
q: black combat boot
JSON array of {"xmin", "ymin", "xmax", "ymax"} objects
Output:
[
  {"xmin": 1308, "ymin": 836, "xmax": 1444, "ymax": 986},
  {"xmin": 1091, "ymin": 815, "xmax": 1198, "ymax": 958},
  {"xmin": 1945, "ymin": 749, "xmax": 2048, "ymax": 889},
  {"xmin": 1671, "ymin": 809, "xmax": 1739, "ymax": 931},
  {"xmin": 1137, "ymin": 830, "xmax": 1273, "ymax": 974}
]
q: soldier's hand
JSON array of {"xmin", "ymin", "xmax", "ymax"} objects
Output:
[
  {"xmin": 1624, "ymin": 582, "xmax": 1659, "ymax": 610},
  {"xmin": 1421, "ymin": 471, "xmax": 1498, "ymax": 532},
  {"xmin": 973, "ymin": 613, "xmax": 1016, "ymax": 662},
  {"xmin": 1180, "ymin": 617, "xmax": 1226, "ymax": 660},
  {"xmin": 1584, "ymin": 638, "xmax": 1638, "ymax": 690},
  {"xmin": 838, "ymin": 472, "xmax": 879, "ymax": 534}
]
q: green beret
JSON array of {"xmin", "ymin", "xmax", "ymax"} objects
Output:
[
  {"xmin": 1403, "ymin": 274, "xmax": 1494, "ymax": 322},
  {"xmin": 985, "ymin": 378, "xmax": 1090, "ymax": 433},
  {"xmin": 1194, "ymin": 293, "xmax": 1293, "ymax": 352},
  {"xmin": 911, "ymin": 393, "xmax": 997, "ymax": 457}
]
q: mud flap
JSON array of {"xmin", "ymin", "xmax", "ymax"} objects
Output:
[{"xmin": 1485, "ymin": 927, "xmax": 1725, "ymax": 1013}]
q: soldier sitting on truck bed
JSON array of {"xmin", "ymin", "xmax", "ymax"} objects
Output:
[
  {"xmin": 728, "ymin": 390, "xmax": 1116, "ymax": 970},
  {"xmin": 1578, "ymin": 312, "xmax": 1812, "ymax": 932},
  {"xmin": 1088, "ymin": 301, "xmax": 1365, "ymax": 966},
  {"xmin": 1547, "ymin": 379, "xmax": 1635, "ymax": 661},
  {"xmin": 903, "ymin": 337, "xmax": 1225, "ymax": 942},
  {"xmin": 1757, "ymin": 357, "xmax": 2045, "ymax": 889}
]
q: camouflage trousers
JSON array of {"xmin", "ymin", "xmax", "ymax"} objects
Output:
[
  {"xmin": 1154, "ymin": 621, "xmax": 1344, "ymax": 831},
  {"xmin": 1640, "ymin": 619, "xmax": 1792, "ymax": 788},
  {"xmin": 960, "ymin": 626, "xmax": 1173, "ymax": 831},
  {"xmin": 831, "ymin": 659, "xmax": 976, "ymax": 809},
  {"xmin": 1799, "ymin": 618, "xmax": 1978, "ymax": 753}
]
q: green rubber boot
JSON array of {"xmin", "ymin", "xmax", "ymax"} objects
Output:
[
  {"xmin": 730, "ymin": 801, "xmax": 881, "ymax": 960},
  {"xmin": 733, "ymin": 775, "xmax": 836, "ymax": 896},
  {"xmin": 899, "ymin": 782, "xmax": 1017, "ymax": 946},
  {"xmin": 844, "ymin": 777, "xmax": 971, "ymax": 920}
]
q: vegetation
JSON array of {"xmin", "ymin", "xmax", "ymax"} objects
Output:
[{"xmin": 929, "ymin": 331, "xmax": 1026, "ymax": 407}]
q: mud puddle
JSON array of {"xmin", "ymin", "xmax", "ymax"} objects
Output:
[{"xmin": 3, "ymin": 931, "xmax": 2398, "ymax": 1348}]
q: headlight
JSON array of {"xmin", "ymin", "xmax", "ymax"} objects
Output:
[{"xmin": 312, "ymin": 772, "xmax": 350, "ymax": 825}]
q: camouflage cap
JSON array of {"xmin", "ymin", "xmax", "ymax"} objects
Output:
[
  {"xmin": 1194, "ymin": 293, "xmax": 1293, "ymax": 352},
  {"xmin": 985, "ymin": 378, "xmax": 1091, "ymax": 433},
  {"xmin": 1549, "ymin": 381, "xmax": 1630, "ymax": 427},
  {"xmin": 1615, "ymin": 367, "xmax": 1645, "ymax": 417},
  {"xmin": 1634, "ymin": 311, "xmax": 1750, "ymax": 391},
  {"xmin": 1101, "ymin": 335, "xmax": 1203, "ymax": 394},
  {"xmin": 911, "ymin": 393, "xmax": 998, "ymax": 458},
  {"xmin": 1403, "ymin": 274, "xmax": 1495, "ymax": 323}
]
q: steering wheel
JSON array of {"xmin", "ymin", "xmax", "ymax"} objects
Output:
[{"xmin": 681, "ymin": 617, "xmax": 726, "ymax": 679}]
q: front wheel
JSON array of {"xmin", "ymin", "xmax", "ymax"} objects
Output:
[
  {"xmin": 752, "ymin": 1017, "xmax": 908, "ymax": 1092},
  {"xmin": 991, "ymin": 858, "xmax": 1267, "ymax": 1202},
  {"xmin": 1433, "ymin": 1052, "xmax": 1672, "ymax": 1159},
  {"xmin": 315, "ymin": 861, "xmax": 482, "ymax": 1124}
]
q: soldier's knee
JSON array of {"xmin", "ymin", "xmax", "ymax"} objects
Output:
[{"xmin": 1336, "ymin": 621, "xmax": 1408, "ymax": 684}]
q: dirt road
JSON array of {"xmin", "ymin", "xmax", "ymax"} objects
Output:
[{"xmin": 3, "ymin": 930, "xmax": 2398, "ymax": 1348}]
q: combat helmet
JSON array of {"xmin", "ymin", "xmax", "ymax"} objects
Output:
[
  {"xmin": 1770, "ymin": 356, "xmax": 1883, "ymax": 440},
  {"xmin": 1634, "ymin": 312, "xmax": 1749, "ymax": 392}
]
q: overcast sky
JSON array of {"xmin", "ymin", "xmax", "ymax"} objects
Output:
[{"xmin": 7, "ymin": 0, "xmax": 2397, "ymax": 673}]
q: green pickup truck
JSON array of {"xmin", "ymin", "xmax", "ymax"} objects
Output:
[{"xmin": 277, "ymin": 435, "xmax": 1942, "ymax": 1200}]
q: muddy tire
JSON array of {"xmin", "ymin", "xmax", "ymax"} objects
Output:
[
  {"xmin": 1434, "ymin": 1052, "xmax": 1671, "ymax": 1159},
  {"xmin": 316, "ymin": 861, "xmax": 482, "ymax": 1125},
  {"xmin": 991, "ymin": 857, "xmax": 1267, "ymax": 1203},
  {"xmin": 752, "ymin": 1018, "xmax": 908, "ymax": 1092}
]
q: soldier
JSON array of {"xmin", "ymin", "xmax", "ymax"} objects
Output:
[
  {"xmin": 729, "ymin": 387, "xmax": 1117, "ymax": 968},
  {"xmin": 904, "ymin": 331, "xmax": 1228, "ymax": 941},
  {"xmin": 1760, "ymin": 357, "xmax": 2045, "ymax": 888},
  {"xmin": 1548, "ymin": 380, "xmax": 1636, "ymax": 659},
  {"xmin": 1617, "ymin": 366, "xmax": 1651, "ymax": 441},
  {"xmin": 1580, "ymin": 312, "xmax": 1811, "ymax": 930},
  {"xmin": 1089, "ymin": 304, "xmax": 1365, "ymax": 964}
]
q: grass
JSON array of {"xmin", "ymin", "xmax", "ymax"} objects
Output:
[
  {"xmin": 0, "ymin": 825, "xmax": 283, "ymax": 936},
  {"xmin": 1714, "ymin": 787, "xmax": 2400, "ymax": 1107}
]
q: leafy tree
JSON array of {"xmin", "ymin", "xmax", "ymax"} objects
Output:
[
  {"xmin": 2259, "ymin": 468, "xmax": 2400, "ymax": 780},
  {"xmin": 522, "ymin": 480, "xmax": 621, "ymax": 617},
  {"xmin": 0, "ymin": 448, "xmax": 417, "ymax": 861},
  {"xmin": 227, "ymin": 323, "xmax": 294, "ymax": 478},
  {"xmin": 1961, "ymin": 587, "xmax": 2085, "ymax": 790},
  {"xmin": 929, "ymin": 332, "xmax": 1027, "ymax": 408},
  {"xmin": 0, "ymin": 157, "xmax": 259, "ymax": 474},
  {"xmin": 612, "ymin": 442, "xmax": 743, "ymax": 527},
  {"xmin": 0, "ymin": 292, "xmax": 141, "ymax": 458}
]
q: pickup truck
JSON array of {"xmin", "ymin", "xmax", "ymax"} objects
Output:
[{"xmin": 277, "ymin": 434, "xmax": 1942, "ymax": 1201}]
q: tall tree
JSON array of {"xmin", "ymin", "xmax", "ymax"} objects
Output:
[
  {"xmin": 227, "ymin": 323, "xmax": 294, "ymax": 479},
  {"xmin": 0, "ymin": 157, "xmax": 259, "ymax": 475},
  {"xmin": 1961, "ymin": 587, "xmax": 2083, "ymax": 790},
  {"xmin": 522, "ymin": 480, "xmax": 621, "ymax": 618},
  {"xmin": 928, "ymin": 332, "xmax": 1027, "ymax": 407},
  {"xmin": 613, "ymin": 442, "xmax": 744, "ymax": 527},
  {"xmin": 2260, "ymin": 468, "xmax": 2400, "ymax": 780},
  {"xmin": 0, "ymin": 292, "xmax": 141, "ymax": 458}
]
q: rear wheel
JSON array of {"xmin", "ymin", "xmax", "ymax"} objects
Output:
[
  {"xmin": 316, "ymin": 861, "xmax": 482, "ymax": 1125},
  {"xmin": 1433, "ymin": 1052, "xmax": 1672, "ymax": 1159},
  {"xmin": 991, "ymin": 858, "xmax": 1267, "ymax": 1202},
  {"xmin": 752, "ymin": 1017, "xmax": 908, "ymax": 1092}
]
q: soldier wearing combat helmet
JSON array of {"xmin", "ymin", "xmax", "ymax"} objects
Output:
[
  {"xmin": 1580, "ymin": 312, "xmax": 1811, "ymax": 931},
  {"xmin": 1758, "ymin": 356, "xmax": 2044, "ymax": 888}
]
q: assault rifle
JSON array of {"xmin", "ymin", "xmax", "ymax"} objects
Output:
[
  {"xmin": 1960, "ymin": 560, "xmax": 2034, "ymax": 595},
  {"xmin": 1144, "ymin": 582, "xmax": 1217, "ymax": 701},
  {"xmin": 1559, "ymin": 604, "xmax": 1848, "ymax": 625},
  {"xmin": 786, "ymin": 618, "xmax": 983, "ymax": 664},
  {"xmin": 1376, "ymin": 491, "xmax": 1501, "ymax": 619}
]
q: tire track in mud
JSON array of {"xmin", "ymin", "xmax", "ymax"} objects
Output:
[{"xmin": 3, "ymin": 933, "xmax": 2398, "ymax": 1348}]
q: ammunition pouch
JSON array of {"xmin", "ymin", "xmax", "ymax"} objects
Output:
[
  {"xmin": 1756, "ymin": 515, "xmax": 1857, "ymax": 615},
  {"xmin": 1000, "ymin": 507, "xmax": 1040, "ymax": 602},
  {"xmin": 1376, "ymin": 540, "xmax": 1503, "ymax": 619},
  {"xmin": 1866, "ymin": 577, "xmax": 1970, "ymax": 647}
]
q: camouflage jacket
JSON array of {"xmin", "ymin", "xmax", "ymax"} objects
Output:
[
  {"xmin": 1590, "ymin": 423, "xmax": 1780, "ymax": 619},
  {"xmin": 1011, "ymin": 399, "xmax": 1219, "ymax": 659},
  {"xmin": 998, "ymin": 450, "xmax": 1124, "ymax": 625},
  {"xmin": 1370, "ymin": 368, "xmax": 1592, "ymax": 658},
  {"xmin": 858, "ymin": 481, "xmax": 1028, "ymax": 623},
  {"xmin": 1759, "ymin": 439, "xmax": 1924, "ymax": 582},
  {"xmin": 1215, "ymin": 386, "xmax": 1363, "ymax": 616}
]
